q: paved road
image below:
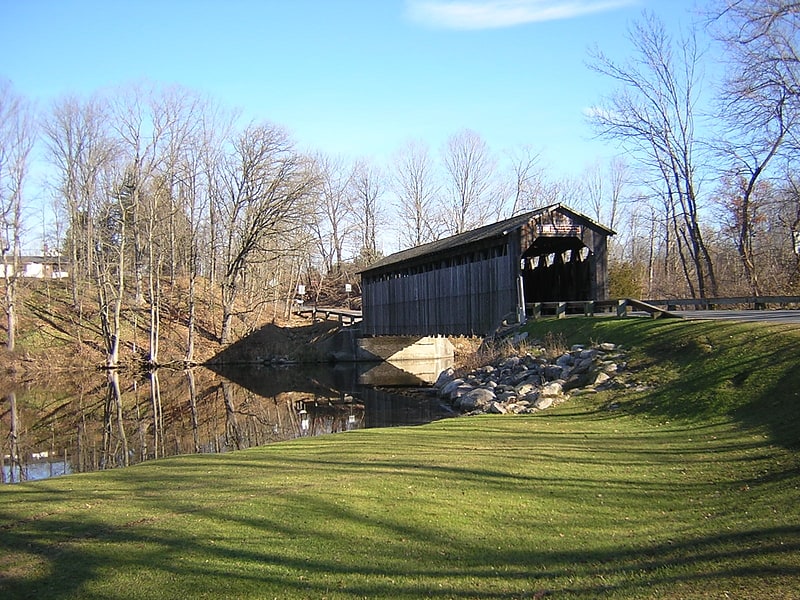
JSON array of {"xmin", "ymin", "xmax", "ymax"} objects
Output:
[{"xmin": 673, "ymin": 310, "xmax": 800, "ymax": 324}]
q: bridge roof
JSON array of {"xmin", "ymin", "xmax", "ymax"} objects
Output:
[{"xmin": 360, "ymin": 203, "xmax": 613, "ymax": 275}]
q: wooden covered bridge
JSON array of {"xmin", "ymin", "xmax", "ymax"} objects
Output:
[{"xmin": 359, "ymin": 204, "xmax": 614, "ymax": 336}]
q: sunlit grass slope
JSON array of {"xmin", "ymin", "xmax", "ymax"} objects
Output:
[{"xmin": 1, "ymin": 318, "xmax": 799, "ymax": 599}]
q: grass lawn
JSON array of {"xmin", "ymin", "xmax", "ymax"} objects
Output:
[{"xmin": 1, "ymin": 318, "xmax": 799, "ymax": 599}]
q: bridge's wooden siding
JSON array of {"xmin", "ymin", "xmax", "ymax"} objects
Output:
[{"xmin": 362, "ymin": 250, "xmax": 517, "ymax": 336}]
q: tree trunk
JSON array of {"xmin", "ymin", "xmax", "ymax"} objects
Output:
[
  {"xmin": 132, "ymin": 185, "xmax": 145, "ymax": 306},
  {"xmin": 69, "ymin": 215, "xmax": 80, "ymax": 308},
  {"xmin": 4, "ymin": 275, "xmax": 16, "ymax": 352},
  {"xmin": 2, "ymin": 196, "xmax": 22, "ymax": 353},
  {"xmin": 220, "ymin": 279, "xmax": 236, "ymax": 345},
  {"xmin": 185, "ymin": 267, "xmax": 196, "ymax": 362},
  {"xmin": 147, "ymin": 233, "xmax": 161, "ymax": 365},
  {"xmin": 97, "ymin": 211, "xmax": 125, "ymax": 368},
  {"xmin": 169, "ymin": 202, "xmax": 177, "ymax": 286}
]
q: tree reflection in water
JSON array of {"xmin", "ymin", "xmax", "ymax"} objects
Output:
[
  {"xmin": 102, "ymin": 369, "xmax": 129, "ymax": 470},
  {"xmin": 1, "ymin": 361, "xmax": 454, "ymax": 483}
]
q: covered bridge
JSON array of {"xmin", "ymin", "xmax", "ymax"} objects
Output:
[{"xmin": 359, "ymin": 204, "xmax": 614, "ymax": 336}]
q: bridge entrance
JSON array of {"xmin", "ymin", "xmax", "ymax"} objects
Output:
[{"xmin": 521, "ymin": 236, "xmax": 592, "ymax": 303}]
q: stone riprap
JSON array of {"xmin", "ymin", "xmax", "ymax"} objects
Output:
[{"xmin": 434, "ymin": 340, "xmax": 628, "ymax": 415}]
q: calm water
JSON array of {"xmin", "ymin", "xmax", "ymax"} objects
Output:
[{"xmin": 1, "ymin": 359, "xmax": 455, "ymax": 484}]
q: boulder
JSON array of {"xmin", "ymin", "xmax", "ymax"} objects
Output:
[
  {"xmin": 556, "ymin": 353, "xmax": 573, "ymax": 368},
  {"xmin": 510, "ymin": 369, "xmax": 537, "ymax": 385},
  {"xmin": 487, "ymin": 401, "xmax": 508, "ymax": 414},
  {"xmin": 450, "ymin": 384, "xmax": 475, "ymax": 401},
  {"xmin": 594, "ymin": 372, "xmax": 611, "ymax": 387},
  {"xmin": 434, "ymin": 368, "xmax": 456, "ymax": 388},
  {"xmin": 540, "ymin": 381, "xmax": 564, "ymax": 397},
  {"xmin": 459, "ymin": 388, "xmax": 496, "ymax": 411},
  {"xmin": 521, "ymin": 391, "xmax": 540, "ymax": 404},
  {"xmin": 439, "ymin": 378, "xmax": 465, "ymax": 399},
  {"xmin": 570, "ymin": 357, "xmax": 594, "ymax": 375},
  {"xmin": 496, "ymin": 390, "xmax": 518, "ymax": 403},
  {"xmin": 563, "ymin": 371, "xmax": 594, "ymax": 391},
  {"xmin": 543, "ymin": 364, "xmax": 564, "ymax": 380}
]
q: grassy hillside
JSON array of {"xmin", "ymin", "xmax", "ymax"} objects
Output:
[
  {"xmin": 520, "ymin": 317, "xmax": 800, "ymax": 448},
  {"xmin": 1, "ymin": 318, "xmax": 799, "ymax": 599},
  {"xmin": 1, "ymin": 278, "xmax": 339, "ymax": 376},
  {"xmin": 1, "ymin": 278, "xmax": 221, "ymax": 370}
]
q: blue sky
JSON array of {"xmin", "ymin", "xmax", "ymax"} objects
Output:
[{"xmin": 1, "ymin": 0, "xmax": 706, "ymax": 177}]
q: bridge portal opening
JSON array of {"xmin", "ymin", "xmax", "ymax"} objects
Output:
[{"xmin": 521, "ymin": 236, "xmax": 592, "ymax": 303}]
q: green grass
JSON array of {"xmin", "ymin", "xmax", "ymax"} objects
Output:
[{"xmin": 2, "ymin": 318, "xmax": 799, "ymax": 599}]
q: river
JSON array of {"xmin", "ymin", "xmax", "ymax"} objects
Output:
[{"xmin": 1, "ymin": 358, "xmax": 455, "ymax": 484}]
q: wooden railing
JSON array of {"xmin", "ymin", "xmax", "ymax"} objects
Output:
[
  {"xmin": 642, "ymin": 296, "xmax": 800, "ymax": 310},
  {"xmin": 527, "ymin": 299, "xmax": 679, "ymax": 319},
  {"xmin": 526, "ymin": 300, "xmax": 625, "ymax": 319},
  {"xmin": 525, "ymin": 296, "xmax": 800, "ymax": 320},
  {"xmin": 295, "ymin": 306, "xmax": 362, "ymax": 326}
]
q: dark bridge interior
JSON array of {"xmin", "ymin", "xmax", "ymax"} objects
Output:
[{"xmin": 521, "ymin": 236, "xmax": 592, "ymax": 303}]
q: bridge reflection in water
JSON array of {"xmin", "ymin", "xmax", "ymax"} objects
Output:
[{"xmin": 1, "ymin": 359, "xmax": 455, "ymax": 484}]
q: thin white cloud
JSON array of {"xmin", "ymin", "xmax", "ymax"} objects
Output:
[
  {"xmin": 583, "ymin": 105, "xmax": 612, "ymax": 120},
  {"xmin": 406, "ymin": 0, "xmax": 637, "ymax": 30}
]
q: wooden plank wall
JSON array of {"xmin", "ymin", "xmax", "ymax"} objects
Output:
[{"xmin": 362, "ymin": 254, "xmax": 517, "ymax": 336}]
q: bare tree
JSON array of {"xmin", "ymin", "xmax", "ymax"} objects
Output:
[
  {"xmin": 714, "ymin": 175, "xmax": 776, "ymax": 295},
  {"xmin": 0, "ymin": 81, "xmax": 34, "ymax": 352},
  {"xmin": 95, "ymin": 161, "xmax": 128, "ymax": 368},
  {"xmin": 588, "ymin": 13, "xmax": 718, "ymax": 298},
  {"xmin": 217, "ymin": 122, "xmax": 317, "ymax": 344},
  {"xmin": 712, "ymin": 1, "xmax": 800, "ymax": 118},
  {"xmin": 391, "ymin": 140, "xmax": 442, "ymax": 248},
  {"xmin": 582, "ymin": 157, "xmax": 626, "ymax": 235},
  {"xmin": 42, "ymin": 94, "xmax": 116, "ymax": 308},
  {"xmin": 308, "ymin": 154, "xmax": 355, "ymax": 274},
  {"xmin": 710, "ymin": 0, "xmax": 799, "ymax": 295},
  {"xmin": 179, "ymin": 98, "xmax": 234, "ymax": 362},
  {"xmin": 142, "ymin": 87, "xmax": 203, "ymax": 365},
  {"xmin": 502, "ymin": 145, "xmax": 552, "ymax": 216},
  {"xmin": 350, "ymin": 159, "xmax": 385, "ymax": 264},
  {"xmin": 606, "ymin": 157, "xmax": 627, "ymax": 234},
  {"xmin": 192, "ymin": 101, "xmax": 239, "ymax": 348},
  {"xmin": 442, "ymin": 129, "xmax": 497, "ymax": 234},
  {"xmin": 110, "ymin": 82, "xmax": 173, "ymax": 308},
  {"xmin": 47, "ymin": 104, "xmax": 166, "ymax": 370},
  {"xmin": 781, "ymin": 171, "xmax": 800, "ymax": 289}
]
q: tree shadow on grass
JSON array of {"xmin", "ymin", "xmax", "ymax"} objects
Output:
[
  {"xmin": 593, "ymin": 320, "xmax": 800, "ymax": 449},
  {"xmin": 3, "ymin": 420, "xmax": 800, "ymax": 599},
  {"xmin": 2, "ymin": 484, "xmax": 798, "ymax": 599}
]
